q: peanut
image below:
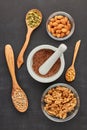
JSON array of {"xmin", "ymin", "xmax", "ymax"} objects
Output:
[
  {"xmin": 57, "ymin": 24, "xmax": 64, "ymax": 29},
  {"xmin": 47, "ymin": 24, "xmax": 51, "ymax": 32},
  {"xmin": 52, "ymin": 22, "xmax": 58, "ymax": 27},
  {"xmin": 60, "ymin": 19, "xmax": 67, "ymax": 25},
  {"xmin": 50, "ymin": 18, "xmax": 55, "ymax": 22},
  {"xmin": 57, "ymin": 33, "xmax": 61, "ymax": 38},
  {"xmin": 57, "ymin": 15, "xmax": 64, "ymax": 19},
  {"xmin": 61, "ymin": 28, "xmax": 67, "ymax": 33},
  {"xmin": 60, "ymin": 33, "xmax": 65, "ymax": 38},
  {"xmin": 49, "ymin": 21, "xmax": 53, "ymax": 27},
  {"xmin": 56, "ymin": 29, "xmax": 61, "ymax": 33}
]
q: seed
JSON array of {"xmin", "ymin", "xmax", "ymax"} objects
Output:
[
  {"xmin": 47, "ymin": 24, "xmax": 51, "ymax": 32},
  {"xmin": 54, "ymin": 16, "xmax": 58, "ymax": 20},
  {"xmin": 66, "ymin": 30, "xmax": 70, "ymax": 35},
  {"xmin": 57, "ymin": 15, "xmax": 64, "ymax": 19},
  {"xmin": 67, "ymin": 23, "xmax": 72, "ymax": 30},
  {"xmin": 57, "ymin": 24, "xmax": 64, "ymax": 29},
  {"xmin": 56, "ymin": 29, "xmax": 61, "ymax": 34},
  {"xmin": 64, "ymin": 17, "xmax": 68, "ymax": 22},
  {"xmin": 61, "ymin": 28, "xmax": 67, "ymax": 33},
  {"xmin": 50, "ymin": 18, "xmax": 55, "ymax": 22},
  {"xmin": 60, "ymin": 33, "xmax": 65, "ymax": 37},
  {"xmin": 26, "ymin": 10, "xmax": 41, "ymax": 28},
  {"xmin": 49, "ymin": 21, "xmax": 53, "ymax": 27},
  {"xmin": 50, "ymin": 28, "xmax": 54, "ymax": 34},
  {"xmin": 56, "ymin": 20, "xmax": 61, "ymax": 24},
  {"xmin": 60, "ymin": 19, "xmax": 67, "ymax": 25},
  {"xmin": 57, "ymin": 33, "xmax": 61, "ymax": 38},
  {"xmin": 52, "ymin": 22, "xmax": 58, "ymax": 26}
]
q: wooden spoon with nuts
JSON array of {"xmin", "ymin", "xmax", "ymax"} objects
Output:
[
  {"xmin": 17, "ymin": 9, "xmax": 42, "ymax": 68},
  {"xmin": 5, "ymin": 44, "xmax": 28, "ymax": 112},
  {"xmin": 65, "ymin": 40, "xmax": 81, "ymax": 82}
]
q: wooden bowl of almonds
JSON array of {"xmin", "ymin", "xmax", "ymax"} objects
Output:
[
  {"xmin": 41, "ymin": 83, "xmax": 80, "ymax": 122},
  {"xmin": 46, "ymin": 11, "xmax": 75, "ymax": 41}
]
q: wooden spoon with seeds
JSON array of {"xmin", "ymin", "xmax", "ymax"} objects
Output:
[
  {"xmin": 65, "ymin": 40, "xmax": 81, "ymax": 82},
  {"xmin": 17, "ymin": 9, "xmax": 42, "ymax": 68},
  {"xmin": 5, "ymin": 44, "xmax": 28, "ymax": 112}
]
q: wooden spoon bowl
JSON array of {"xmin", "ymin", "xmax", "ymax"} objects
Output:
[
  {"xmin": 65, "ymin": 65, "xmax": 75, "ymax": 82},
  {"xmin": 12, "ymin": 87, "xmax": 28, "ymax": 112},
  {"xmin": 26, "ymin": 9, "xmax": 42, "ymax": 28}
]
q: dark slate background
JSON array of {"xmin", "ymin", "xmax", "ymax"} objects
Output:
[{"xmin": 0, "ymin": 0, "xmax": 87, "ymax": 130}]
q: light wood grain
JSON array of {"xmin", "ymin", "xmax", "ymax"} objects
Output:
[
  {"xmin": 17, "ymin": 27, "xmax": 33, "ymax": 68},
  {"xmin": 72, "ymin": 40, "xmax": 81, "ymax": 66},
  {"xmin": 5, "ymin": 44, "xmax": 18, "ymax": 89}
]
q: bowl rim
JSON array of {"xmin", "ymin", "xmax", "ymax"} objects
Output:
[
  {"xmin": 46, "ymin": 11, "xmax": 75, "ymax": 41},
  {"xmin": 41, "ymin": 83, "xmax": 80, "ymax": 122},
  {"xmin": 26, "ymin": 45, "xmax": 65, "ymax": 83}
]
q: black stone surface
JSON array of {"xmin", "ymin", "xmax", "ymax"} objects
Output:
[{"xmin": 0, "ymin": 0, "xmax": 87, "ymax": 130}]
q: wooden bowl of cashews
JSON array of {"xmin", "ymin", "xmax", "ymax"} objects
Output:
[{"xmin": 46, "ymin": 11, "xmax": 75, "ymax": 41}]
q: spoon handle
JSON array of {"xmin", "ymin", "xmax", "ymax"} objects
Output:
[
  {"xmin": 17, "ymin": 28, "xmax": 33, "ymax": 68},
  {"xmin": 72, "ymin": 40, "xmax": 81, "ymax": 66},
  {"xmin": 5, "ymin": 44, "xmax": 18, "ymax": 87}
]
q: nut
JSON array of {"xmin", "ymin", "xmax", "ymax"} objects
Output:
[
  {"xmin": 47, "ymin": 15, "xmax": 72, "ymax": 38},
  {"xmin": 43, "ymin": 86, "xmax": 77, "ymax": 119}
]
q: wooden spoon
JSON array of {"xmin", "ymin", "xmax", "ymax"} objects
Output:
[
  {"xmin": 17, "ymin": 9, "xmax": 42, "ymax": 68},
  {"xmin": 5, "ymin": 44, "xmax": 28, "ymax": 112},
  {"xmin": 65, "ymin": 40, "xmax": 81, "ymax": 82}
]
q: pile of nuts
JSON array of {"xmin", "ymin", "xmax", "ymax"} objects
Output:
[
  {"xmin": 65, "ymin": 67, "xmax": 75, "ymax": 82},
  {"xmin": 47, "ymin": 15, "xmax": 72, "ymax": 38},
  {"xmin": 12, "ymin": 88, "xmax": 28, "ymax": 112},
  {"xmin": 26, "ymin": 10, "xmax": 42, "ymax": 28},
  {"xmin": 43, "ymin": 86, "xmax": 77, "ymax": 119}
]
